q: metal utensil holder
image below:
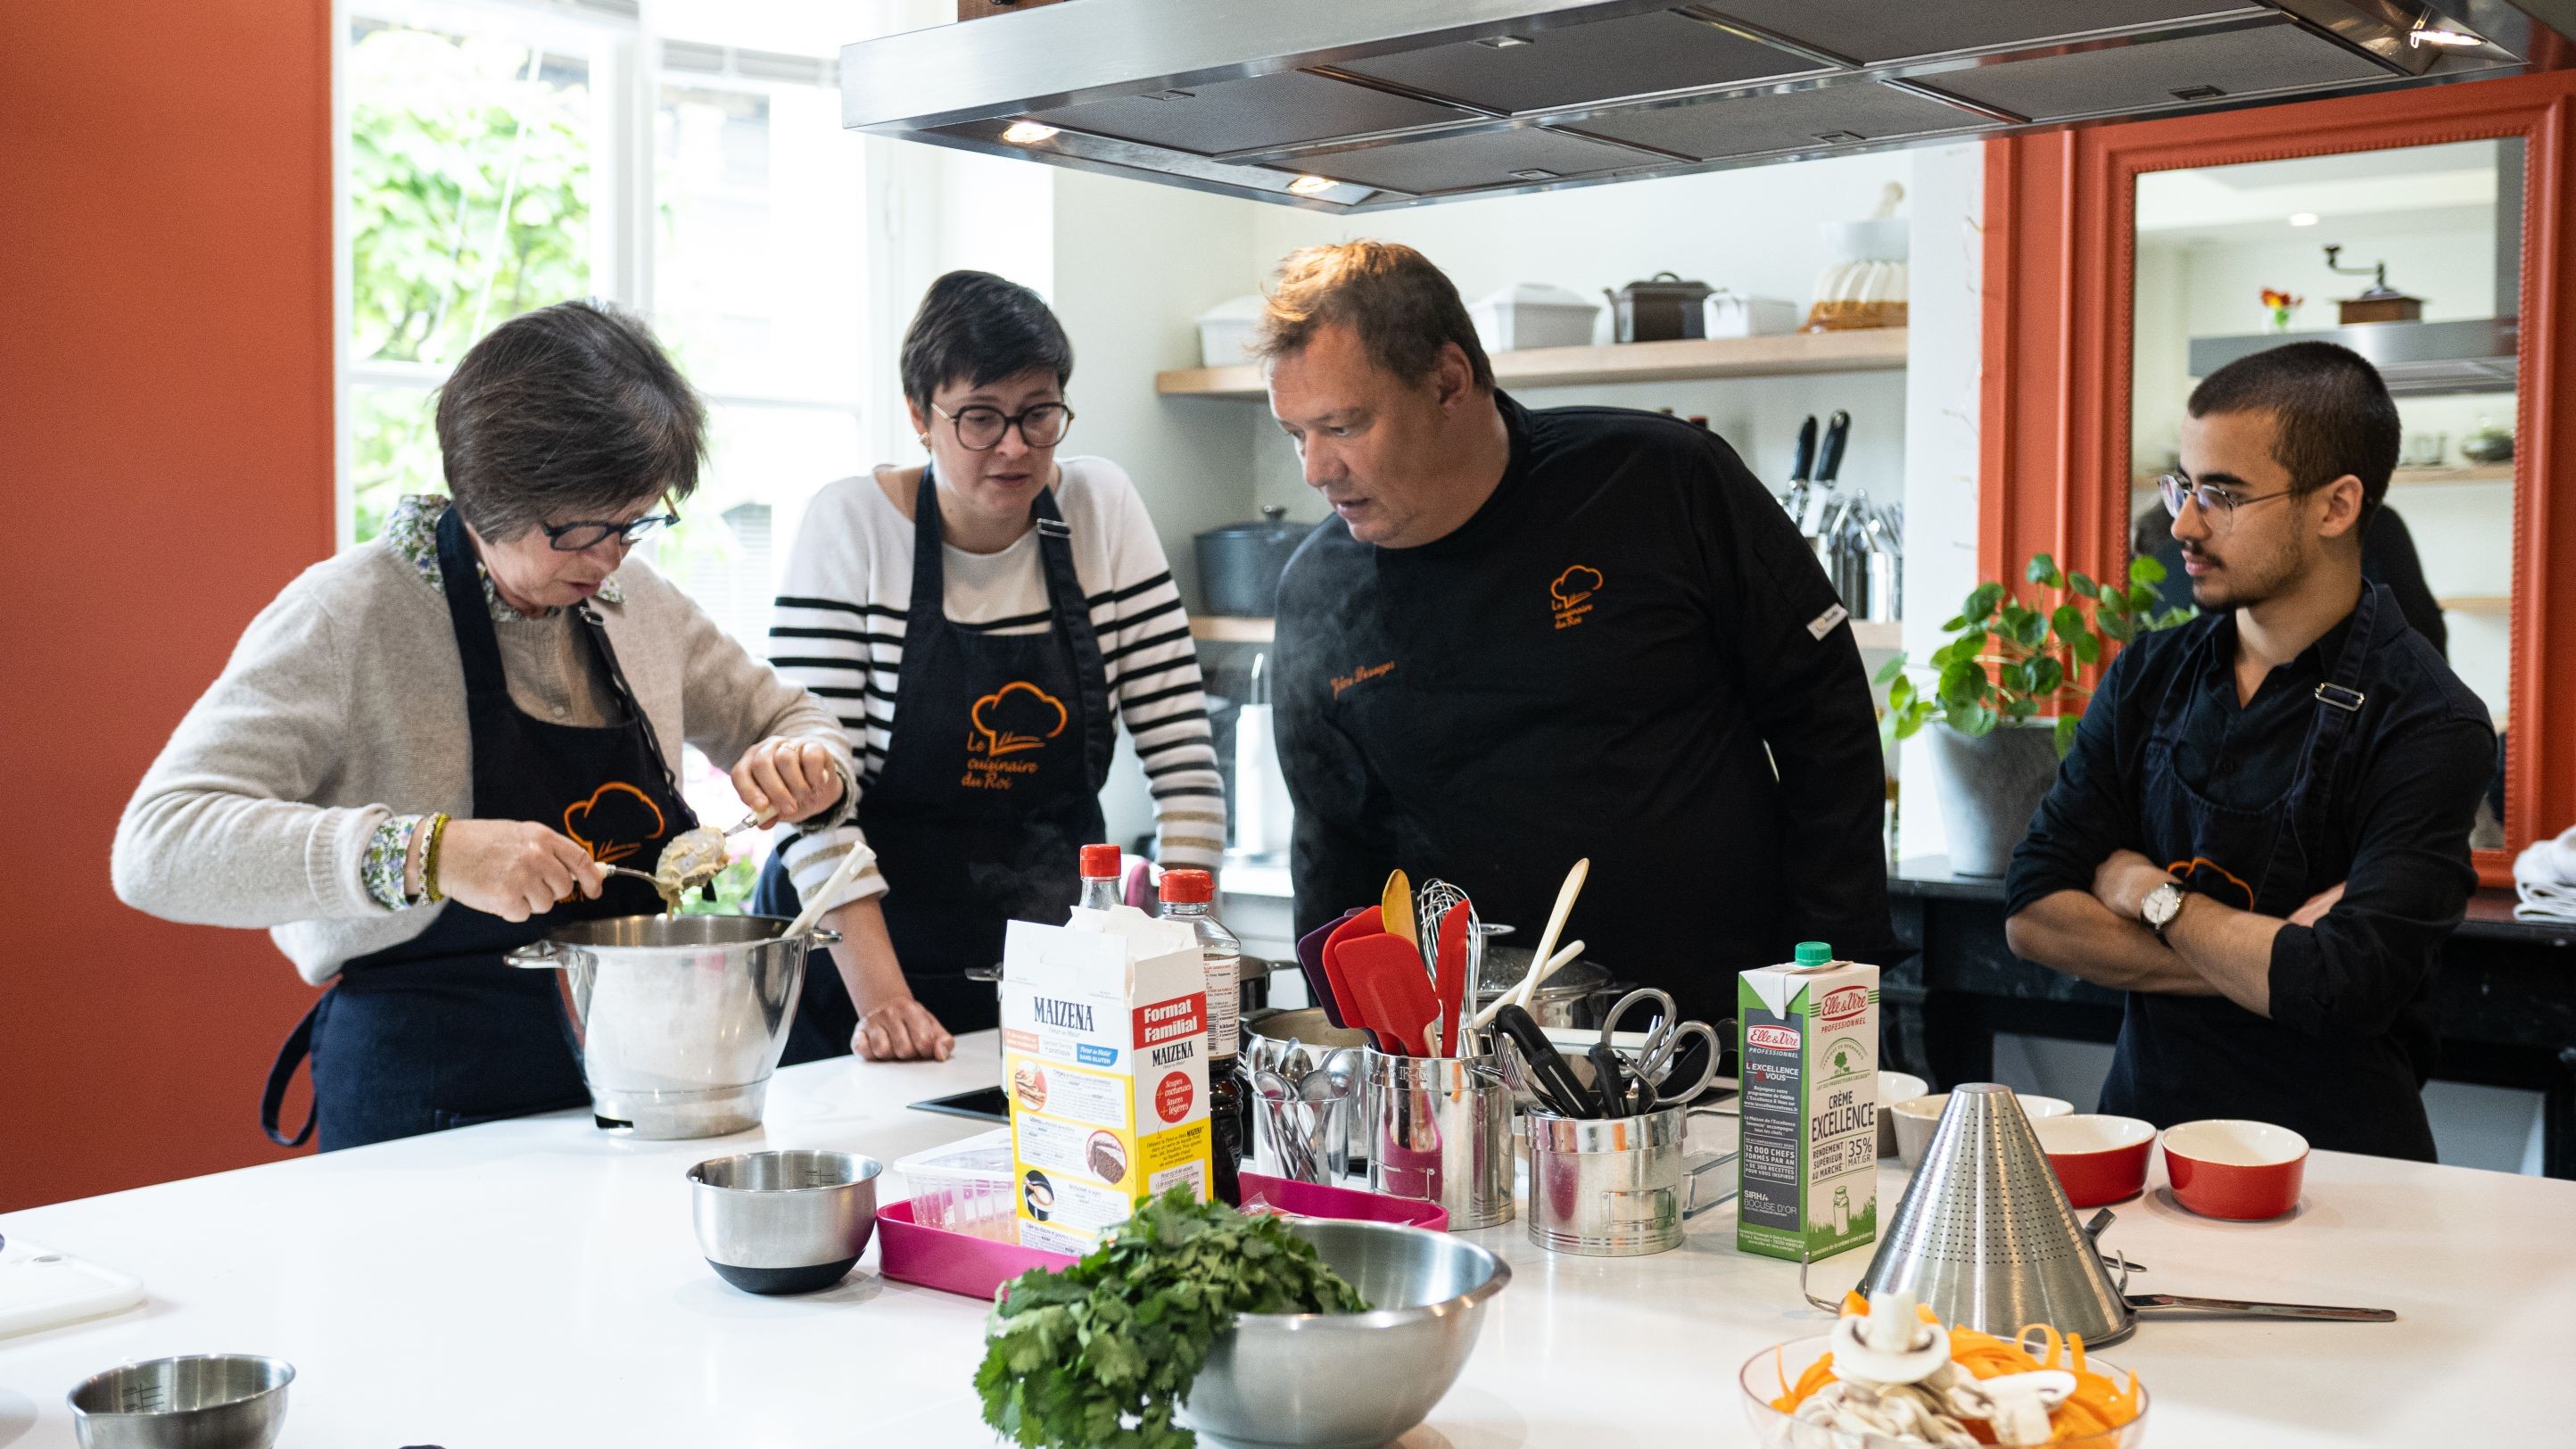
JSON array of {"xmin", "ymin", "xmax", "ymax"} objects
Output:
[
  {"xmin": 1525, "ymin": 1105, "xmax": 1735, "ymax": 1256},
  {"xmin": 1363, "ymin": 1048, "xmax": 1514, "ymax": 1230}
]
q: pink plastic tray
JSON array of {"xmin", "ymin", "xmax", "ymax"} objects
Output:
[
  {"xmin": 879, "ymin": 1179, "xmax": 1448, "ymax": 1301},
  {"xmin": 1238, "ymin": 1172, "xmax": 1450, "ymax": 1231},
  {"xmin": 877, "ymin": 1199, "xmax": 1071, "ymax": 1301}
]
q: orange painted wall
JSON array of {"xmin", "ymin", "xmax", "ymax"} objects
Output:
[{"xmin": 0, "ymin": 3, "xmax": 335, "ymax": 1209}]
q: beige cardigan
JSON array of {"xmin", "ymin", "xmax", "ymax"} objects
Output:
[{"xmin": 111, "ymin": 535, "xmax": 852, "ymax": 983}]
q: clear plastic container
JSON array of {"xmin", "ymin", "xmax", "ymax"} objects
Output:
[{"xmin": 891, "ymin": 1129, "xmax": 1019, "ymax": 1242}]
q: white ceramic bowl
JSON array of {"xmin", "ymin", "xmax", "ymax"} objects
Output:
[
  {"xmin": 1893, "ymin": 1089, "xmax": 2073, "ymax": 1168},
  {"xmin": 1877, "ymin": 1072, "xmax": 1927, "ymax": 1158}
]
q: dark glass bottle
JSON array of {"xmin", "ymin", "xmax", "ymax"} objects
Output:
[{"xmin": 1160, "ymin": 868, "xmax": 1243, "ymax": 1205}]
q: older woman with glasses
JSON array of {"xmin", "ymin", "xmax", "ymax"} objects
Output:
[
  {"xmin": 757, "ymin": 271, "xmax": 1226, "ymax": 1063},
  {"xmin": 113, "ymin": 301, "xmax": 857, "ymax": 1150}
]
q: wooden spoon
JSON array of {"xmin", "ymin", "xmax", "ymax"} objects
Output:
[{"xmin": 1381, "ymin": 868, "xmax": 1418, "ymax": 950}]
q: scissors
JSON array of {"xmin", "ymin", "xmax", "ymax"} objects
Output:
[{"xmin": 1597, "ymin": 989, "xmax": 1722, "ymax": 1107}]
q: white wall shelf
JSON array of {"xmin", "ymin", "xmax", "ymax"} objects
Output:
[{"xmin": 1158, "ymin": 328, "xmax": 1910, "ymax": 400}]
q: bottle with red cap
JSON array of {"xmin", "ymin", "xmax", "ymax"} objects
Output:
[
  {"xmin": 1160, "ymin": 867, "xmax": 1242, "ymax": 1205},
  {"xmin": 1077, "ymin": 843, "xmax": 1122, "ymax": 912}
]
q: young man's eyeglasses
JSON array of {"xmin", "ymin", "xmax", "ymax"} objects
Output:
[
  {"xmin": 541, "ymin": 512, "xmax": 678, "ymax": 551},
  {"xmin": 2154, "ymin": 473, "xmax": 2308, "ymax": 534},
  {"xmin": 930, "ymin": 402, "xmax": 1075, "ymax": 451}
]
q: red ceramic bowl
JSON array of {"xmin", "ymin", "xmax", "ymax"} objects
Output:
[
  {"xmin": 2035, "ymin": 1114, "xmax": 2156, "ymax": 1207},
  {"xmin": 2160, "ymin": 1119, "xmax": 2309, "ymax": 1221}
]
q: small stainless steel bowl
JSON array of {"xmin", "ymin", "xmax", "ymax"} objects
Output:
[
  {"xmin": 1182, "ymin": 1219, "xmax": 1509, "ymax": 1449},
  {"xmin": 688, "ymin": 1149, "xmax": 882, "ymax": 1295},
  {"xmin": 68, "ymin": 1354, "xmax": 293, "ymax": 1449}
]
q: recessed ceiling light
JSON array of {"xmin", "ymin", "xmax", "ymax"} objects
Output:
[
  {"xmin": 2289, "ymin": 211, "xmax": 2320, "ymax": 228},
  {"xmin": 2409, "ymin": 24, "xmax": 2484, "ymax": 48},
  {"xmin": 1476, "ymin": 35, "xmax": 1532, "ymax": 48},
  {"xmin": 1000, "ymin": 120, "xmax": 1059, "ymax": 145},
  {"xmin": 1507, "ymin": 168, "xmax": 1560, "ymax": 181},
  {"xmin": 1286, "ymin": 174, "xmax": 1335, "ymax": 196}
]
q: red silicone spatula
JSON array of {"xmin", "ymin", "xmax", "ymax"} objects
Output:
[
  {"xmin": 1433, "ymin": 898, "xmax": 1471, "ymax": 1056},
  {"xmin": 1340, "ymin": 933, "xmax": 1440, "ymax": 1057},
  {"xmin": 1319, "ymin": 906, "xmax": 1384, "ymax": 1039}
]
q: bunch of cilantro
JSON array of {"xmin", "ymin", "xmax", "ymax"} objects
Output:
[{"xmin": 976, "ymin": 1189, "xmax": 1369, "ymax": 1449}]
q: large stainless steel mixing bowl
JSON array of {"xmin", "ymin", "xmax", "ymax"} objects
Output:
[
  {"xmin": 68, "ymin": 1354, "xmax": 293, "ymax": 1449},
  {"xmin": 1181, "ymin": 1219, "xmax": 1509, "ymax": 1449},
  {"xmin": 508, "ymin": 914, "xmax": 832, "ymax": 1139}
]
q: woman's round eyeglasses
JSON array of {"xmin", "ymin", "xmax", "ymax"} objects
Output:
[
  {"xmin": 2154, "ymin": 473, "xmax": 2308, "ymax": 534},
  {"xmin": 542, "ymin": 512, "xmax": 678, "ymax": 552},
  {"xmin": 931, "ymin": 401, "xmax": 1075, "ymax": 451}
]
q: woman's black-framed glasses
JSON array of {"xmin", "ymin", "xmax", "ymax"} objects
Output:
[
  {"xmin": 542, "ymin": 511, "xmax": 679, "ymax": 551},
  {"xmin": 2154, "ymin": 473, "xmax": 2307, "ymax": 534},
  {"xmin": 931, "ymin": 401, "xmax": 1075, "ymax": 451}
]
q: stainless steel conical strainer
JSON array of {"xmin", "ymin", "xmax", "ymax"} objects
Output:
[{"xmin": 1856, "ymin": 1084, "xmax": 2136, "ymax": 1346}]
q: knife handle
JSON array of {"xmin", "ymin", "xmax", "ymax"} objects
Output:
[
  {"xmin": 1815, "ymin": 410, "xmax": 1850, "ymax": 484},
  {"xmin": 2126, "ymin": 1294, "xmax": 2395, "ymax": 1322},
  {"xmin": 1790, "ymin": 414, "xmax": 1818, "ymax": 484}
]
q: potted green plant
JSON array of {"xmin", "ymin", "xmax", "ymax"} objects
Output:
[{"xmin": 1876, "ymin": 552, "xmax": 2195, "ymax": 876}]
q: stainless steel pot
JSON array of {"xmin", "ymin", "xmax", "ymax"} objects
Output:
[
  {"xmin": 1473, "ymin": 948, "xmax": 1613, "ymax": 1030},
  {"xmin": 508, "ymin": 914, "xmax": 830, "ymax": 1139},
  {"xmin": 1195, "ymin": 506, "xmax": 1306, "ymax": 617}
]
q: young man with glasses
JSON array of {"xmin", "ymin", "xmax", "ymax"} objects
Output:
[{"xmin": 2003, "ymin": 342, "xmax": 2496, "ymax": 1160}]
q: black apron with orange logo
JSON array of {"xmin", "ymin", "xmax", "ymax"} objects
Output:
[
  {"xmin": 260, "ymin": 503, "xmax": 690, "ymax": 1151},
  {"xmin": 762, "ymin": 469, "xmax": 1112, "ymax": 1056},
  {"xmin": 2102, "ymin": 586, "xmax": 2437, "ymax": 1160}
]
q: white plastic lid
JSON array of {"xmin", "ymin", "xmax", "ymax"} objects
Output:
[
  {"xmin": 893, "ymin": 1127, "xmax": 1014, "ymax": 1180},
  {"xmin": 1196, "ymin": 294, "xmax": 1269, "ymax": 323},
  {"xmin": 1474, "ymin": 282, "xmax": 1598, "ymax": 311},
  {"xmin": 1823, "ymin": 218, "xmax": 1909, "ymax": 263}
]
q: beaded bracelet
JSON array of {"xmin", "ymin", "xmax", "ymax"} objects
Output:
[{"xmin": 421, "ymin": 812, "xmax": 453, "ymax": 905}]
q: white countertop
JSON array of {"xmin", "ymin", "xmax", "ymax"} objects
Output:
[{"xmin": 4, "ymin": 1037, "xmax": 2574, "ymax": 1445}]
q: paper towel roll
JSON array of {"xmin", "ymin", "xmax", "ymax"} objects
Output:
[{"xmin": 1233, "ymin": 702, "xmax": 1294, "ymax": 855}]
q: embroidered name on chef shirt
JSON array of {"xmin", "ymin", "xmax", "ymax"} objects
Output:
[
  {"xmin": 1550, "ymin": 566, "xmax": 1604, "ymax": 630},
  {"xmin": 1331, "ymin": 661, "xmax": 1394, "ymax": 698}
]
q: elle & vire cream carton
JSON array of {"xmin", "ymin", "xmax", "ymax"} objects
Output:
[
  {"xmin": 1738, "ymin": 941, "xmax": 1878, "ymax": 1262},
  {"xmin": 1001, "ymin": 906, "xmax": 1213, "ymax": 1254}
]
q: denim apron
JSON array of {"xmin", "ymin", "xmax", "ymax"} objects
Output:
[
  {"xmin": 760, "ymin": 470, "xmax": 1113, "ymax": 1059},
  {"xmin": 260, "ymin": 504, "xmax": 692, "ymax": 1150}
]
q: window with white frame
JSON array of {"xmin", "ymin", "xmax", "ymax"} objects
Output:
[{"xmin": 338, "ymin": 0, "xmax": 868, "ymax": 650}]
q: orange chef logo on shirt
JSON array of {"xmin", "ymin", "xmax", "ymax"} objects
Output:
[
  {"xmin": 2168, "ymin": 857, "xmax": 2256, "ymax": 911},
  {"xmin": 1550, "ymin": 565, "xmax": 1603, "ymax": 630},
  {"xmin": 562, "ymin": 782, "xmax": 666, "ymax": 865},
  {"xmin": 963, "ymin": 681, "xmax": 1067, "ymax": 791},
  {"xmin": 971, "ymin": 681, "xmax": 1069, "ymax": 757}
]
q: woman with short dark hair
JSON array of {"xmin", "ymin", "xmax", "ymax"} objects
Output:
[
  {"xmin": 758, "ymin": 271, "xmax": 1225, "ymax": 1061},
  {"xmin": 114, "ymin": 300, "xmax": 858, "ymax": 1150}
]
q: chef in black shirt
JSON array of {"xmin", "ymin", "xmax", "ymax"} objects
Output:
[
  {"xmin": 2005, "ymin": 342, "xmax": 2494, "ymax": 1161},
  {"xmin": 1257, "ymin": 241, "xmax": 1893, "ymax": 1023}
]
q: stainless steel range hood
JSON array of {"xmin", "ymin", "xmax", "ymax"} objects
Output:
[
  {"xmin": 2192, "ymin": 317, "xmax": 2519, "ymax": 393},
  {"xmin": 839, "ymin": 0, "xmax": 2572, "ymax": 211}
]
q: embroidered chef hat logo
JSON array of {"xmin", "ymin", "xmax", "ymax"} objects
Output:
[
  {"xmin": 1550, "ymin": 565, "xmax": 1603, "ymax": 609},
  {"xmin": 562, "ymin": 782, "xmax": 666, "ymax": 865},
  {"xmin": 2168, "ymin": 856, "xmax": 2256, "ymax": 911},
  {"xmin": 972, "ymin": 681, "xmax": 1069, "ymax": 757},
  {"xmin": 1550, "ymin": 565, "xmax": 1602, "ymax": 630}
]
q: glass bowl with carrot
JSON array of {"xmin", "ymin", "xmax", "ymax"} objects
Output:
[{"xmin": 1738, "ymin": 1293, "xmax": 2150, "ymax": 1447}]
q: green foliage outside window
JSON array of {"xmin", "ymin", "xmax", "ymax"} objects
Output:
[{"xmin": 347, "ymin": 23, "xmax": 593, "ymax": 540}]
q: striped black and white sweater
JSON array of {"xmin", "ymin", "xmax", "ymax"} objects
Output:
[{"xmin": 767, "ymin": 458, "xmax": 1226, "ymax": 914}]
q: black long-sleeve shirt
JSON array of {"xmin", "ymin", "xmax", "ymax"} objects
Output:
[
  {"xmin": 1273, "ymin": 393, "xmax": 1894, "ymax": 1023},
  {"xmin": 2003, "ymin": 588, "xmax": 2495, "ymax": 1156}
]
